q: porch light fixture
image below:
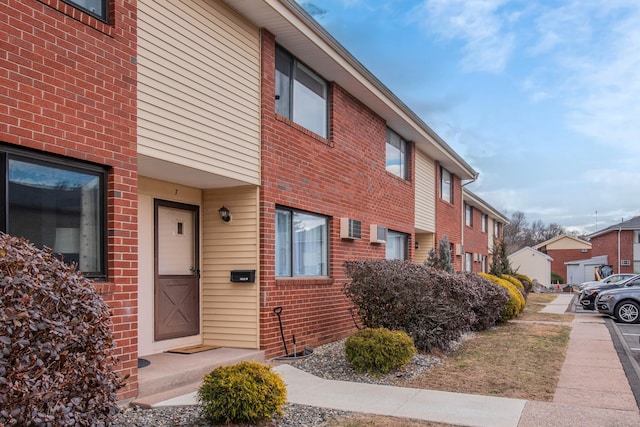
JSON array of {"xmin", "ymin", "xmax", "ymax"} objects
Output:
[
  {"xmin": 218, "ymin": 206, "xmax": 231, "ymax": 222},
  {"xmin": 414, "ymin": 241, "xmax": 420, "ymax": 250}
]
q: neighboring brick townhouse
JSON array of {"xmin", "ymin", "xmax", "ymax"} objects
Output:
[
  {"xmin": 589, "ymin": 216, "xmax": 640, "ymax": 274},
  {"xmin": 534, "ymin": 234, "xmax": 592, "ymax": 282},
  {"xmin": 3, "ymin": 0, "xmax": 507, "ymax": 400},
  {"xmin": 462, "ymin": 189, "xmax": 509, "ymax": 273}
]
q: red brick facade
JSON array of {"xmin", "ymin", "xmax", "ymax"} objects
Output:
[
  {"xmin": 591, "ymin": 231, "xmax": 635, "ymax": 274},
  {"xmin": 544, "ymin": 248, "xmax": 592, "ymax": 282},
  {"xmin": 435, "ymin": 165, "xmax": 463, "ymax": 271},
  {"xmin": 463, "ymin": 206, "xmax": 489, "ymax": 273},
  {"xmin": 259, "ymin": 31, "xmax": 415, "ymax": 358},
  {"xmin": 1, "ymin": 1, "xmax": 138, "ymax": 399}
]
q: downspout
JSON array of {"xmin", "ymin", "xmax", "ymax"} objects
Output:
[
  {"xmin": 618, "ymin": 225, "xmax": 622, "ymax": 273},
  {"xmin": 460, "ymin": 173, "xmax": 479, "ymax": 271}
]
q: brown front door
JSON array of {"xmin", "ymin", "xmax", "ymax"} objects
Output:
[{"xmin": 154, "ymin": 200, "xmax": 200, "ymax": 341}]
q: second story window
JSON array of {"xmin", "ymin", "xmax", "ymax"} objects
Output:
[
  {"xmin": 440, "ymin": 167, "xmax": 452, "ymax": 203},
  {"xmin": 465, "ymin": 204, "xmax": 473, "ymax": 227},
  {"xmin": 494, "ymin": 222, "xmax": 500, "ymax": 238},
  {"xmin": 481, "ymin": 214, "xmax": 488, "ymax": 233},
  {"xmin": 275, "ymin": 46, "xmax": 328, "ymax": 138},
  {"xmin": 386, "ymin": 128, "xmax": 408, "ymax": 179},
  {"xmin": 63, "ymin": 0, "xmax": 108, "ymax": 22}
]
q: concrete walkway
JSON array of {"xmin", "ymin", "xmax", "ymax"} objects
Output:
[{"xmin": 149, "ymin": 293, "xmax": 640, "ymax": 426}]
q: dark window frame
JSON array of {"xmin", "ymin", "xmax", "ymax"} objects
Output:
[
  {"xmin": 61, "ymin": 0, "xmax": 109, "ymax": 23},
  {"xmin": 465, "ymin": 204, "xmax": 473, "ymax": 227},
  {"xmin": 386, "ymin": 230, "xmax": 409, "ymax": 260},
  {"xmin": 275, "ymin": 45, "xmax": 329, "ymax": 138},
  {"xmin": 275, "ymin": 206, "xmax": 329, "ymax": 278},
  {"xmin": 386, "ymin": 128, "xmax": 409, "ymax": 180},
  {"xmin": 440, "ymin": 167, "xmax": 453, "ymax": 203},
  {"xmin": 0, "ymin": 144, "xmax": 108, "ymax": 279}
]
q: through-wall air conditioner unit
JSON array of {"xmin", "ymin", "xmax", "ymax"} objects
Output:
[
  {"xmin": 621, "ymin": 260, "xmax": 631, "ymax": 266},
  {"xmin": 340, "ymin": 218, "xmax": 362, "ymax": 240},
  {"xmin": 455, "ymin": 244, "xmax": 464, "ymax": 256},
  {"xmin": 474, "ymin": 253, "xmax": 481, "ymax": 262},
  {"xmin": 370, "ymin": 224, "xmax": 387, "ymax": 244}
]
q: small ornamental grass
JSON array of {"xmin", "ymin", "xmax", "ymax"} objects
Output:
[
  {"xmin": 345, "ymin": 327, "xmax": 416, "ymax": 375},
  {"xmin": 197, "ymin": 361, "xmax": 287, "ymax": 425}
]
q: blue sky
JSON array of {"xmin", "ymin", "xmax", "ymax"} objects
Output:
[{"xmin": 297, "ymin": 0, "xmax": 640, "ymax": 235}]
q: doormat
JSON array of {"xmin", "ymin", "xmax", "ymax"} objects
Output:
[{"xmin": 167, "ymin": 344, "xmax": 220, "ymax": 354}]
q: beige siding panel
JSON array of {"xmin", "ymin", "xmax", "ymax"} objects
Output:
[
  {"xmin": 415, "ymin": 151, "xmax": 436, "ymax": 232},
  {"xmin": 415, "ymin": 232, "xmax": 435, "ymax": 264},
  {"xmin": 138, "ymin": 0, "xmax": 261, "ymax": 185},
  {"xmin": 202, "ymin": 186, "xmax": 259, "ymax": 349}
]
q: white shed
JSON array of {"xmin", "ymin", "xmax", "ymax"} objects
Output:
[
  {"xmin": 565, "ymin": 255, "xmax": 609, "ymax": 285},
  {"xmin": 508, "ymin": 247, "xmax": 553, "ymax": 287}
]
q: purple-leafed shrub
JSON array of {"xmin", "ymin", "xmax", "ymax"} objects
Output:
[
  {"xmin": 343, "ymin": 260, "xmax": 509, "ymax": 352},
  {"xmin": 0, "ymin": 233, "xmax": 121, "ymax": 426}
]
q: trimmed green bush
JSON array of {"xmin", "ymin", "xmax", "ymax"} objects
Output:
[
  {"xmin": 345, "ymin": 327, "xmax": 416, "ymax": 375},
  {"xmin": 513, "ymin": 273, "xmax": 534, "ymax": 293},
  {"xmin": 0, "ymin": 233, "xmax": 121, "ymax": 426},
  {"xmin": 198, "ymin": 361, "xmax": 287, "ymax": 425},
  {"xmin": 478, "ymin": 272, "xmax": 525, "ymax": 321}
]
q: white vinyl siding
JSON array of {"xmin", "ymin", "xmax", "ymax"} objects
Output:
[
  {"xmin": 138, "ymin": 0, "xmax": 261, "ymax": 185},
  {"xmin": 415, "ymin": 151, "xmax": 436, "ymax": 232},
  {"xmin": 202, "ymin": 187, "xmax": 259, "ymax": 349}
]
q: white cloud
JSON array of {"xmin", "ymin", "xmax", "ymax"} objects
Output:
[{"xmin": 413, "ymin": 0, "xmax": 517, "ymax": 73}]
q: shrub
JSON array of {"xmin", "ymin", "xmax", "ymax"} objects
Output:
[
  {"xmin": 345, "ymin": 327, "xmax": 416, "ymax": 375},
  {"xmin": 478, "ymin": 273, "xmax": 525, "ymax": 321},
  {"xmin": 551, "ymin": 272, "xmax": 564, "ymax": 284},
  {"xmin": 503, "ymin": 274, "xmax": 525, "ymax": 293},
  {"xmin": 513, "ymin": 273, "xmax": 534, "ymax": 293},
  {"xmin": 343, "ymin": 260, "xmax": 509, "ymax": 352},
  {"xmin": 0, "ymin": 233, "xmax": 120, "ymax": 426},
  {"xmin": 198, "ymin": 361, "xmax": 287, "ymax": 425}
]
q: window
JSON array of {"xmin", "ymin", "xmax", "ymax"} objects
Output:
[
  {"xmin": 440, "ymin": 167, "xmax": 452, "ymax": 203},
  {"xmin": 386, "ymin": 231, "xmax": 408, "ymax": 260},
  {"xmin": 62, "ymin": 0, "xmax": 108, "ymax": 21},
  {"xmin": 386, "ymin": 128, "xmax": 408, "ymax": 179},
  {"xmin": 481, "ymin": 214, "xmax": 488, "ymax": 233},
  {"xmin": 494, "ymin": 222, "xmax": 500, "ymax": 238},
  {"xmin": 465, "ymin": 204, "xmax": 473, "ymax": 227},
  {"xmin": 275, "ymin": 47, "xmax": 328, "ymax": 138},
  {"xmin": 481, "ymin": 255, "xmax": 487, "ymax": 273},
  {"xmin": 465, "ymin": 253, "xmax": 473, "ymax": 272},
  {"xmin": 1, "ymin": 147, "xmax": 106, "ymax": 277},
  {"xmin": 275, "ymin": 208, "xmax": 328, "ymax": 277}
]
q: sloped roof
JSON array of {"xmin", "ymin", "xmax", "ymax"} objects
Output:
[
  {"xmin": 508, "ymin": 246, "xmax": 553, "ymax": 261},
  {"xmin": 223, "ymin": 0, "xmax": 477, "ymax": 180},
  {"xmin": 533, "ymin": 234, "xmax": 591, "ymax": 250},
  {"xmin": 462, "ymin": 188, "xmax": 509, "ymax": 223},
  {"xmin": 588, "ymin": 216, "xmax": 640, "ymax": 239}
]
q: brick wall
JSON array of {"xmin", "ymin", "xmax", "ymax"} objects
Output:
[
  {"xmin": 463, "ymin": 207, "xmax": 489, "ymax": 272},
  {"xmin": 1, "ymin": 1, "xmax": 138, "ymax": 399},
  {"xmin": 544, "ymin": 248, "xmax": 592, "ymax": 282},
  {"xmin": 591, "ymin": 231, "xmax": 635, "ymax": 274},
  {"xmin": 435, "ymin": 165, "xmax": 463, "ymax": 271},
  {"xmin": 259, "ymin": 31, "xmax": 415, "ymax": 358}
]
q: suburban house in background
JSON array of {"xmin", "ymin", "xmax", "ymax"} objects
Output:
[
  {"xmin": 3, "ymin": 0, "xmax": 507, "ymax": 400},
  {"xmin": 534, "ymin": 234, "xmax": 592, "ymax": 283},
  {"xmin": 589, "ymin": 216, "xmax": 640, "ymax": 275},
  {"xmin": 508, "ymin": 247, "xmax": 553, "ymax": 287},
  {"xmin": 460, "ymin": 189, "xmax": 509, "ymax": 273}
]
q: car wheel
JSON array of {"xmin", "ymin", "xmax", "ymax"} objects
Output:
[{"xmin": 615, "ymin": 301, "xmax": 640, "ymax": 324}]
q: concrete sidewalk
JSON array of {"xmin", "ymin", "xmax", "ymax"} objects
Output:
[{"xmin": 149, "ymin": 293, "xmax": 640, "ymax": 426}]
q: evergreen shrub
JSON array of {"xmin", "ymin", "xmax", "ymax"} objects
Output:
[
  {"xmin": 345, "ymin": 327, "xmax": 416, "ymax": 375},
  {"xmin": 197, "ymin": 361, "xmax": 286, "ymax": 425}
]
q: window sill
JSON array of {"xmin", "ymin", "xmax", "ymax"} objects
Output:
[
  {"xmin": 39, "ymin": 0, "xmax": 113, "ymax": 35},
  {"xmin": 275, "ymin": 277, "xmax": 334, "ymax": 286},
  {"xmin": 275, "ymin": 114, "xmax": 333, "ymax": 147}
]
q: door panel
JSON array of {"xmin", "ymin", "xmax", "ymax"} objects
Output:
[{"xmin": 154, "ymin": 200, "xmax": 200, "ymax": 341}]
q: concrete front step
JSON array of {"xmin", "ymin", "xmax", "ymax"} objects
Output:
[{"xmin": 134, "ymin": 347, "xmax": 265, "ymax": 405}]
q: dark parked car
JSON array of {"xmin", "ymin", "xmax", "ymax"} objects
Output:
[
  {"xmin": 579, "ymin": 274, "xmax": 640, "ymax": 310},
  {"xmin": 596, "ymin": 283, "xmax": 640, "ymax": 323}
]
